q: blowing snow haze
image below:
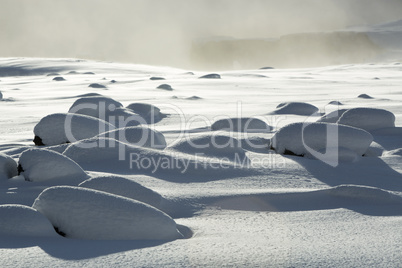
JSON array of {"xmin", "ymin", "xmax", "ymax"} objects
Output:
[{"xmin": 1, "ymin": 0, "xmax": 402, "ymax": 70}]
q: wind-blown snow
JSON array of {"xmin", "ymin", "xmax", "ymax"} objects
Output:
[
  {"xmin": 32, "ymin": 186, "xmax": 183, "ymax": 240},
  {"xmin": 18, "ymin": 148, "xmax": 88, "ymax": 182},
  {"xmin": 0, "ymin": 204, "xmax": 58, "ymax": 237}
]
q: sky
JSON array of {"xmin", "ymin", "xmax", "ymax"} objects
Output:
[{"xmin": 1, "ymin": 0, "xmax": 402, "ymax": 69}]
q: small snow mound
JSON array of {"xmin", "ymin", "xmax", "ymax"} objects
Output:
[
  {"xmin": 199, "ymin": 73, "xmax": 221, "ymax": 79},
  {"xmin": 33, "ymin": 113, "xmax": 115, "ymax": 146},
  {"xmin": 328, "ymin": 101, "xmax": 343, "ymax": 105},
  {"xmin": 337, "ymin": 107, "xmax": 395, "ymax": 132},
  {"xmin": 157, "ymin": 84, "xmax": 173, "ymax": 91},
  {"xmin": 187, "ymin": 96, "xmax": 202, "ymax": 100},
  {"xmin": 68, "ymin": 95, "xmax": 123, "ymax": 119},
  {"xmin": 272, "ymin": 102, "xmax": 319, "ymax": 116},
  {"xmin": 0, "ymin": 91, "xmax": 3, "ymax": 100},
  {"xmin": 327, "ymin": 185, "xmax": 395, "ymax": 202},
  {"xmin": 211, "ymin": 117, "xmax": 272, "ymax": 132},
  {"xmin": 270, "ymin": 122, "xmax": 373, "ymax": 159},
  {"xmin": 168, "ymin": 134, "xmax": 249, "ymax": 163},
  {"xmin": 0, "ymin": 153, "xmax": 18, "ymax": 180},
  {"xmin": 78, "ymin": 175, "xmax": 162, "ymax": 209},
  {"xmin": 150, "ymin": 76, "xmax": 165, "ymax": 80},
  {"xmin": 33, "ymin": 186, "xmax": 183, "ymax": 240},
  {"xmin": 0, "ymin": 205, "xmax": 58, "ymax": 237},
  {"xmin": 358, "ymin": 94, "xmax": 374, "ymax": 99},
  {"xmin": 88, "ymin": 83, "xmax": 107, "ymax": 89},
  {"xmin": 52, "ymin": 76, "xmax": 65, "ymax": 81},
  {"xmin": 317, "ymin": 109, "xmax": 348, "ymax": 123},
  {"xmin": 18, "ymin": 148, "xmax": 87, "ymax": 182},
  {"xmin": 97, "ymin": 126, "xmax": 167, "ymax": 149},
  {"xmin": 259, "ymin": 66, "xmax": 274, "ymax": 70}
]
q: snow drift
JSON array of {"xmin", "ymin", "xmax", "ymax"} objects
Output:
[
  {"xmin": 270, "ymin": 122, "xmax": 373, "ymax": 161},
  {"xmin": 32, "ymin": 186, "xmax": 183, "ymax": 240},
  {"xmin": 78, "ymin": 175, "xmax": 163, "ymax": 209},
  {"xmin": 0, "ymin": 204, "xmax": 58, "ymax": 237},
  {"xmin": 18, "ymin": 148, "xmax": 88, "ymax": 182},
  {"xmin": 33, "ymin": 113, "xmax": 115, "ymax": 146}
]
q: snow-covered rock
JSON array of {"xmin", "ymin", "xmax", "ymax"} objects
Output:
[
  {"xmin": 317, "ymin": 109, "xmax": 348, "ymax": 123},
  {"xmin": 78, "ymin": 175, "xmax": 163, "ymax": 209},
  {"xmin": 126, "ymin": 103, "xmax": 163, "ymax": 123},
  {"xmin": 168, "ymin": 134, "xmax": 249, "ymax": 163},
  {"xmin": 18, "ymin": 148, "xmax": 88, "ymax": 182},
  {"xmin": 0, "ymin": 153, "xmax": 18, "ymax": 180},
  {"xmin": 33, "ymin": 113, "xmax": 115, "ymax": 146},
  {"xmin": 271, "ymin": 102, "xmax": 319, "ymax": 116},
  {"xmin": 337, "ymin": 107, "xmax": 396, "ymax": 132},
  {"xmin": 97, "ymin": 126, "xmax": 167, "ymax": 149},
  {"xmin": 211, "ymin": 117, "xmax": 271, "ymax": 132},
  {"xmin": 0, "ymin": 204, "xmax": 58, "ymax": 237},
  {"xmin": 0, "ymin": 91, "xmax": 3, "ymax": 100},
  {"xmin": 68, "ymin": 95, "xmax": 123, "ymax": 119},
  {"xmin": 32, "ymin": 186, "xmax": 183, "ymax": 240},
  {"xmin": 270, "ymin": 122, "xmax": 373, "ymax": 161}
]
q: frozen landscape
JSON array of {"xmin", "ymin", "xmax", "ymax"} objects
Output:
[{"xmin": 1, "ymin": 5, "xmax": 402, "ymax": 267}]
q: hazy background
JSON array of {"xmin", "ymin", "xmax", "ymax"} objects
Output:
[{"xmin": 1, "ymin": 0, "xmax": 402, "ymax": 69}]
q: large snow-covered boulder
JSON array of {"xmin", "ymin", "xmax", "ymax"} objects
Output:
[
  {"xmin": 68, "ymin": 95, "xmax": 123, "ymax": 119},
  {"xmin": 68, "ymin": 96, "xmax": 144, "ymax": 127},
  {"xmin": 0, "ymin": 153, "xmax": 18, "ymax": 180},
  {"xmin": 337, "ymin": 107, "xmax": 396, "ymax": 132},
  {"xmin": 317, "ymin": 109, "xmax": 348, "ymax": 123},
  {"xmin": 270, "ymin": 122, "xmax": 373, "ymax": 160},
  {"xmin": 211, "ymin": 117, "xmax": 271, "ymax": 132},
  {"xmin": 18, "ymin": 148, "xmax": 88, "ymax": 182},
  {"xmin": 33, "ymin": 113, "xmax": 115, "ymax": 146},
  {"xmin": 168, "ymin": 134, "xmax": 249, "ymax": 163},
  {"xmin": 126, "ymin": 103, "xmax": 163, "ymax": 123},
  {"xmin": 97, "ymin": 126, "xmax": 167, "ymax": 149},
  {"xmin": 0, "ymin": 204, "xmax": 58, "ymax": 237},
  {"xmin": 32, "ymin": 186, "xmax": 183, "ymax": 240},
  {"xmin": 78, "ymin": 175, "xmax": 163, "ymax": 209},
  {"xmin": 271, "ymin": 102, "xmax": 319, "ymax": 116}
]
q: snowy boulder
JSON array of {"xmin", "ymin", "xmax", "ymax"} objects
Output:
[
  {"xmin": 68, "ymin": 95, "xmax": 123, "ymax": 119},
  {"xmin": 270, "ymin": 122, "xmax": 373, "ymax": 159},
  {"xmin": 0, "ymin": 205, "xmax": 58, "ymax": 237},
  {"xmin": 337, "ymin": 107, "xmax": 396, "ymax": 132},
  {"xmin": 88, "ymin": 83, "xmax": 107, "ymax": 89},
  {"xmin": 317, "ymin": 109, "xmax": 348, "ymax": 123},
  {"xmin": 97, "ymin": 126, "xmax": 167, "ymax": 149},
  {"xmin": 126, "ymin": 103, "xmax": 163, "ymax": 122},
  {"xmin": 0, "ymin": 153, "xmax": 18, "ymax": 180},
  {"xmin": 157, "ymin": 84, "xmax": 173, "ymax": 91},
  {"xmin": 33, "ymin": 113, "xmax": 115, "ymax": 146},
  {"xmin": 18, "ymin": 148, "xmax": 88, "ymax": 182},
  {"xmin": 78, "ymin": 175, "xmax": 163, "ymax": 209},
  {"xmin": 33, "ymin": 186, "xmax": 183, "ymax": 240},
  {"xmin": 211, "ymin": 117, "xmax": 271, "ymax": 132},
  {"xmin": 168, "ymin": 134, "xmax": 249, "ymax": 163},
  {"xmin": 199, "ymin": 73, "xmax": 221, "ymax": 79},
  {"xmin": 271, "ymin": 102, "xmax": 319, "ymax": 116}
]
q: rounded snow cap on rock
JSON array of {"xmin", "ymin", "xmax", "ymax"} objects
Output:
[
  {"xmin": 0, "ymin": 153, "xmax": 18, "ymax": 180},
  {"xmin": 33, "ymin": 186, "xmax": 183, "ymax": 240},
  {"xmin": 97, "ymin": 126, "xmax": 167, "ymax": 149},
  {"xmin": 68, "ymin": 95, "xmax": 123, "ymax": 119},
  {"xmin": 78, "ymin": 175, "xmax": 163, "ymax": 209},
  {"xmin": 199, "ymin": 73, "xmax": 221, "ymax": 79},
  {"xmin": 211, "ymin": 117, "xmax": 272, "ymax": 133},
  {"xmin": 272, "ymin": 102, "xmax": 319, "ymax": 116},
  {"xmin": 270, "ymin": 122, "xmax": 373, "ymax": 162},
  {"xmin": 126, "ymin": 103, "xmax": 161, "ymax": 118},
  {"xmin": 317, "ymin": 109, "xmax": 348, "ymax": 123},
  {"xmin": 33, "ymin": 113, "xmax": 116, "ymax": 146},
  {"xmin": 0, "ymin": 204, "xmax": 58, "ymax": 237},
  {"xmin": 18, "ymin": 148, "xmax": 87, "ymax": 182},
  {"xmin": 337, "ymin": 107, "xmax": 395, "ymax": 132}
]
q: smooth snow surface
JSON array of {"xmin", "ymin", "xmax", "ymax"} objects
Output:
[
  {"xmin": 0, "ymin": 204, "xmax": 58, "ymax": 237},
  {"xmin": 33, "ymin": 113, "xmax": 115, "ymax": 146},
  {"xmin": 337, "ymin": 107, "xmax": 396, "ymax": 132},
  {"xmin": 32, "ymin": 186, "xmax": 183, "ymax": 240},
  {"xmin": 18, "ymin": 148, "xmax": 88, "ymax": 182}
]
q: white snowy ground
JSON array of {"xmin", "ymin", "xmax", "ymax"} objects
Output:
[{"xmin": 1, "ymin": 23, "xmax": 402, "ymax": 266}]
